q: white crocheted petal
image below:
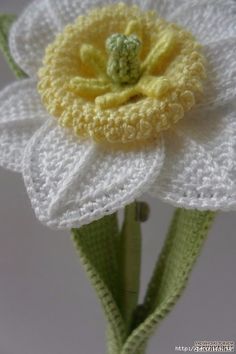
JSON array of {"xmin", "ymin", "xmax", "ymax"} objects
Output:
[
  {"xmin": 0, "ymin": 80, "xmax": 47, "ymax": 173},
  {"xmin": 9, "ymin": 1, "xmax": 58, "ymax": 77},
  {"xmin": 23, "ymin": 121, "xmax": 164, "ymax": 229},
  {"xmin": 150, "ymin": 107, "xmax": 236, "ymax": 211},
  {"xmin": 198, "ymin": 37, "xmax": 236, "ymax": 109},
  {"xmin": 169, "ymin": 0, "xmax": 236, "ymax": 44},
  {"xmin": 47, "ymin": 0, "xmax": 141, "ymax": 29},
  {"xmin": 142, "ymin": 0, "xmax": 187, "ymax": 19}
]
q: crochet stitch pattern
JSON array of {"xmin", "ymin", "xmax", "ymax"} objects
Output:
[
  {"xmin": 73, "ymin": 209, "xmax": 215, "ymax": 354},
  {"xmin": 0, "ymin": 1, "xmax": 235, "ymax": 353},
  {"xmin": 38, "ymin": 3, "xmax": 206, "ymax": 144},
  {"xmin": 106, "ymin": 33, "xmax": 142, "ymax": 85},
  {"xmin": 0, "ymin": 0, "xmax": 236, "ymax": 221}
]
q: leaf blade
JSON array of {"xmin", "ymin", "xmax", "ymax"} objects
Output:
[
  {"xmin": 72, "ymin": 214, "xmax": 126, "ymax": 353},
  {"xmin": 0, "ymin": 14, "xmax": 26, "ymax": 78}
]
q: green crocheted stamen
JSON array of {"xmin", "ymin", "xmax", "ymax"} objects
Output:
[{"xmin": 106, "ymin": 33, "xmax": 141, "ymax": 85}]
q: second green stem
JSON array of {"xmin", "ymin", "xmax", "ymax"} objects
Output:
[{"xmin": 120, "ymin": 202, "xmax": 142, "ymax": 332}]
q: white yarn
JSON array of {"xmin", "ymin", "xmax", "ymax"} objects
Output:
[
  {"xmin": 197, "ymin": 37, "xmax": 236, "ymax": 109},
  {"xmin": 0, "ymin": 80, "xmax": 47, "ymax": 172},
  {"xmin": 22, "ymin": 120, "xmax": 164, "ymax": 229},
  {"xmin": 169, "ymin": 0, "xmax": 236, "ymax": 45},
  {"xmin": 46, "ymin": 0, "xmax": 139, "ymax": 30},
  {"xmin": 150, "ymin": 108, "xmax": 236, "ymax": 211},
  {"xmin": 0, "ymin": 0, "xmax": 235, "ymax": 228},
  {"xmin": 141, "ymin": 0, "xmax": 188, "ymax": 19},
  {"xmin": 9, "ymin": 1, "xmax": 58, "ymax": 77}
]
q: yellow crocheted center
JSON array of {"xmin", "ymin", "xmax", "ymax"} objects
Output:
[{"xmin": 38, "ymin": 3, "xmax": 206, "ymax": 144}]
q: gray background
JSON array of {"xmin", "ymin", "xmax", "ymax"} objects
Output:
[{"xmin": 0, "ymin": 1, "xmax": 235, "ymax": 353}]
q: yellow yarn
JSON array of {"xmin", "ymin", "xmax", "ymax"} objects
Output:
[{"xmin": 38, "ymin": 3, "xmax": 206, "ymax": 144}]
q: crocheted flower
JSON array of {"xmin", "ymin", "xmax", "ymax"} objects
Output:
[
  {"xmin": 0, "ymin": 0, "xmax": 235, "ymax": 228},
  {"xmin": 37, "ymin": 3, "xmax": 206, "ymax": 144}
]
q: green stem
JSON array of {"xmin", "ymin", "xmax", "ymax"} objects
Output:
[{"xmin": 120, "ymin": 202, "xmax": 142, "ymax": 332}]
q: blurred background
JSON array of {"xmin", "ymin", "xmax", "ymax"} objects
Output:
[{"xmin": 0, "ymin": 1, "xmax": 235, "ymax": 353}]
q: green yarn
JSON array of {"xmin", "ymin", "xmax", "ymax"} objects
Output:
[
  {"xmin": 72, "ymin": 215, "xmax": 126, "ymax": 354},
  {"xmin": 0, "ymin": 14, "xmax": 26, "ymax": 78},
  {"xmin": 0, "ymin": 15, "xmax": 216, "ymax": 354},
  {"xmin": 106, "ymin": 33, "xmax": 141, "ymax": 85},
  {"xmin": 119, "ymin": 203, "xmax": 141, "ymax": 331},
  {"xmin": 73, "ymin": 209, "xmax": 215, "ymax": 354},
  {"xmin": 121, "ymin": 209, "xmax": 215, "ymax": 354},
  {"xmin": 136, "ymin": 201, "xmax": 150, "ymax": 223}
]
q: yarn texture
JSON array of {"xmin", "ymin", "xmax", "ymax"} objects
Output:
[
  {"xmin": 73, "ymin": 209, "xmax": 215, "ymax": 353},
  {"xmin": 106, "ymin": 33, "xmax": 142, "ymax": 85},
  {"xmin": 0, "ymin": 0, "xmax": 235, "ymax": 229},
  {"xmin": 38, "ymin": 3, "xmax": 205, "ymax": 144},
  {"xmin": 0, "ymin": 4, "xmax": 229, "ymax": 354}
]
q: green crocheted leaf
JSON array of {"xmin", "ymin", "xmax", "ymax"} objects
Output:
[
  {"xmin": 72, "ymin": 215, "xmax": 126, "ymax": 354},
  {"xmin": 0, "ymin": 14, "xmax": 26, "ymax": 78},
  {"xmin": 121, "ymin": 209, "xmax": 215, "ymax": 354}
]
